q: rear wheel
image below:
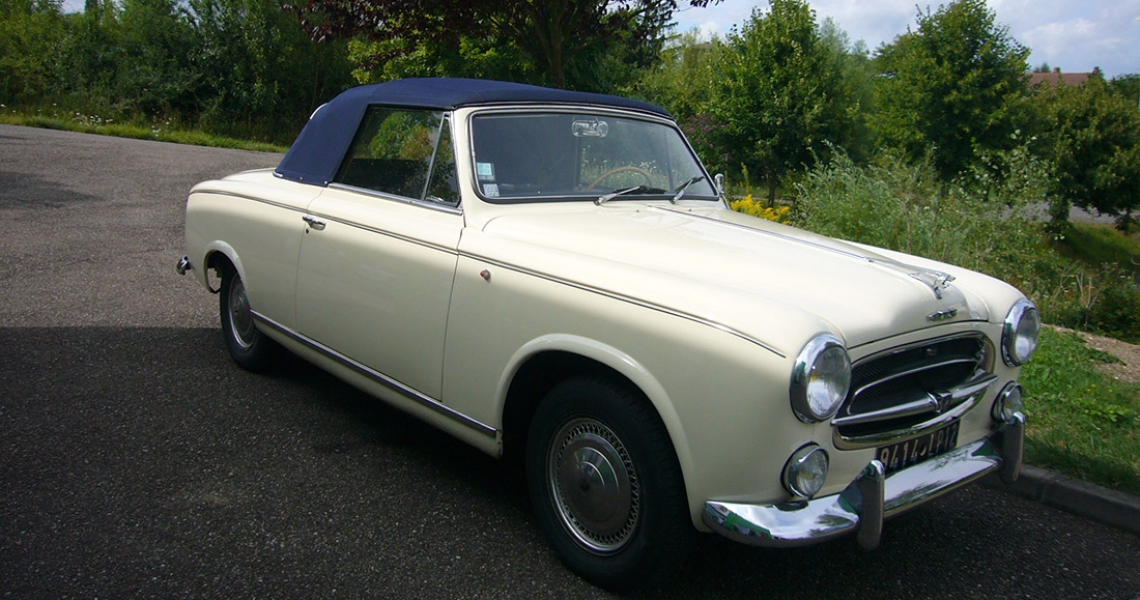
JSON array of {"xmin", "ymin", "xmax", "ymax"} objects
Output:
[
  {"xmin": 526, "ymin": 376, "xmax": 692, "ymax": 590},
  {"xmin": 219, "ymin": 265, "xmax": 276, "ymax": 372}
]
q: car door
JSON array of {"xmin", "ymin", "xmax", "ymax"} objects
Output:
[{"xmin": 294, "ymin": 107, "xmax": 462, "ymax": 399}]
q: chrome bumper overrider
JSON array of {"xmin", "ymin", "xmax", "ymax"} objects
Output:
[{"xmin": 703, "ymin": 413, "xmax": 1024, "ymax": 550}]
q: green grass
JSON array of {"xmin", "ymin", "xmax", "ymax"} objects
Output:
[
  {"xmin": 1057, "ymin": 221, "xmax": 1140, "ymax": 278},
  {"xmin": 0, "ymin": 110, "xmax": 287, "ymax": 153},
  {"xmin": 1020, "ymin": 328, "xmax": 1140, "ymax": 494}
]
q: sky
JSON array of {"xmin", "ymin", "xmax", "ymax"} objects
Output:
[{"xmin": 673, "ymin": 0, "xmax": 1139, "ymax": 78}]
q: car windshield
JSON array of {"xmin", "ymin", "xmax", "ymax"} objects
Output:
[{"xmin": 470, "ymin": 111, "xmax": 718, "ymax": 203}]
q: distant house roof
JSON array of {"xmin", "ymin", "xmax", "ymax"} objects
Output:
[
  {"xmin": 276, "ymin": 78, "xmax": 671, "ymax": 187},
  {"xmin": 1027, "ymin": 68, "xmax": 1096, "ymax": 89}
]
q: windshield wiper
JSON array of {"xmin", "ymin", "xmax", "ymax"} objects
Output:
[
  {"xmin": 595, "ymin": 185, "xmax": 668, "ymax": 205},
  {"xmin": 672, "ymin": 176, "xmax": 706, "ymax": 203}
]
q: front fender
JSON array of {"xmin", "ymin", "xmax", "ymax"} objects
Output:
[{"xmin": 495, "ymin": 334, "xmax": 694, "ymax": 495}]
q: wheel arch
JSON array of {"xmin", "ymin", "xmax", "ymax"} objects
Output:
[
  {"xmin": 202, "ymin": 242, "xmax": 243, "ymax": 292},
  {"xmin": 498, "ymin": 337, "xmax": 694, "ymax": 500}
]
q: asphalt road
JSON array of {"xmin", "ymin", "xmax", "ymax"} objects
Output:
[{"xmin": 1, "ymin": 124, "xmax": 1138, "ymax": 599}]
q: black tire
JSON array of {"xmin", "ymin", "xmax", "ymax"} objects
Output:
[
  {"xmin": 219, "ymin": 264, "xmax": 277, "ymax": 372},
  {"xmin": 526, "ymin": 376, "xmax": 693, "ymax": 590}
]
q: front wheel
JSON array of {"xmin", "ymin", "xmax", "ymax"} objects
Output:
[
  {"xmin": 526, "ymin": 376, "xmax": 692, "ymax": 590},
  {"xmin": 219, "ymin": 265, "xmax": 277, "ymax": 372}
]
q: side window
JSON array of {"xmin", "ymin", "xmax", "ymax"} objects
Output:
[
  {"xmin": 335, "ymin": 107, "xmax": 456, "ymax": 204},
  {"xmin": 425, "ymin": 117, "xmax": 458, "ymax": 205}
]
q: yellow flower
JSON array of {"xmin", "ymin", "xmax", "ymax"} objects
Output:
[{"xmin": 730, "ymin": 195, "xmax": 791, "ymax": 224}]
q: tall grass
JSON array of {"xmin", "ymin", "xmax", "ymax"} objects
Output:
[{"xmin": 793, "ymin": 150, "xmax": 1087, "ymax": 328}]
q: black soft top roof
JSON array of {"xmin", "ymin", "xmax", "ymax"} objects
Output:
[{"xmin": 275, "ymin": 78, "xmax": 671, "ymax": 186}]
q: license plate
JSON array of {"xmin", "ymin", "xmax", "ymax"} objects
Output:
[{"xmin": 876, "ymin": 420, "xmax": 960, "ymax": 474}]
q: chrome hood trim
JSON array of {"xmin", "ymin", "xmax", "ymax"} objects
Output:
[{"xmin": 472, "ymin": 203, "xmax": 1000, "ymax": 349}]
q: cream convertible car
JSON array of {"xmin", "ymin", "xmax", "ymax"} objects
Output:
[{"xmin": 179, "ymin": 78, "xmax": 1039, "ymax": 589}]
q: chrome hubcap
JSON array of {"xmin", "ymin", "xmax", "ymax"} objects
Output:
[
  {"xmin": 228, "ymin": 277, "xmax": 255, "ymax": 349},
  {"xmin": 548, "ymin": 418, "xmax": 639, "ymax": 553}
]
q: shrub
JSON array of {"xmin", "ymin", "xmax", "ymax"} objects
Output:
[
  {"xmin": 790, "ymin": 149, "xmax": 1088, "ymax": 328},
  {"xmin": 729, "ymin": 194, "xmax": 792, "ymax": 223}
]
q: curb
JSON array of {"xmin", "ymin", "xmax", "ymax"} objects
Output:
[{"xmin": 981, "ymin": 465, "xmax": 1140, "ymax": 537}]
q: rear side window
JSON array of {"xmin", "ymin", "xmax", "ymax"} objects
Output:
[{"xmin": 334, "ymin": 107, "xmax": 459, "ymax": 206}]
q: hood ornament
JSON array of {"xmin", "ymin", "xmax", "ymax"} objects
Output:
[{"xmin": 909, "ymin": 270, "xmax": 956, "ymax": 299}]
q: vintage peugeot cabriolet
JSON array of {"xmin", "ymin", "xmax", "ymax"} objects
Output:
[{"xmin": 179, "ymin": 78, "xmax": 1039, "ymax": 589}]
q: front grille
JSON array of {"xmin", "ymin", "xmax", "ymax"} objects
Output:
[{"xmin": 833, "ymin": 334, "xmax": 992, "ymax": 445}]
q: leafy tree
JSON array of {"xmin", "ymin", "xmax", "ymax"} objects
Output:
[
  {"xmin": 818, "ymin": 17, "xmax": 875, "ymax": 164},
  {"xmin": 1109, "ymin": 74, "xmax": 1140, "ymax": 107},
  {"xmin": 51, "ymin": 0, "xmax": 198, "ymax": 119},
  {"xmin": 189, "ymin": 0, "xmax": 355, "ymax": 143},
  {"xmin": 0, "ymin": 0, "xmax": 64, "ymax": 104},
  {"xmin": 292, "ymin": 0, "xmax": 717, "ymax": 92},
  {"xmin": 872, "ymin": 0, "xmax": 1030, "ymax": 182},
  {"xmin": 634, "ymin": 30, "xmax": 728, "ymax": 171},
  {"xmin": 114, "ymin": 0, "xmax": 199, "ymax": 118},
  {"xmin": 51, "ymin": 1, "xmax": 125, "ymax": 111},
  {"xmin": 1033, "ymin": 76, "xmax": 1140, "ymax": 231},
  {"xmin": 709, "ymin": 0, "xmax": 858, "ymax": 203},
  {"xmin": 345, "ymin": 30, "xmax": 542, "ymax": 86},
  {"xmin": 43, "ymin": 0, "xmax": 351, "ymax": 142}
]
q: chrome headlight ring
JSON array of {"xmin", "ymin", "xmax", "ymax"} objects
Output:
[
  {"xmin": 992, "ymin": 381, "xmax": 1025, "ymax": 423},
  {"xmin": 1002, "ymin": 299, "xmax": 1041, "ymax": 367},
  {"xmin": 790, "ymin": 334, "xmax": 852, "ymax": 423},
  {"xmin": 782, "ymin": 444, "xmax": 830, "ymax": 499}
]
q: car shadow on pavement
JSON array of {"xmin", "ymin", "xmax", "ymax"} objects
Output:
[
  {"xmin": 0, "ymin": 170, "xmax": 104, "ymax": 209},
  {"xmin": 2, "ymin": 326, "xmax": 1137, "ymax": 600}
]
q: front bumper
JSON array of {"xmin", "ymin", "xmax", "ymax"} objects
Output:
[{"xmin": 703, "ymin": 413, "xmax": 1024, "ymax": 550}]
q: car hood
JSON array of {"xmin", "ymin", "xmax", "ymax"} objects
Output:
[{"xmin": 467, "ymin": 202, "xmax": 1000, "ymax": 354}]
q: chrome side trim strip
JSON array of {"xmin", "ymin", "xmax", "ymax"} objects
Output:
[
  {"xmin": 190, "ymin": 189, "xmax": 307, "ymax": 214},
  {"xmin": 460, "ymin": 253, "xmax": 786, "ymax": 359},
  {"xmin": 703, "ymin": 414, "xmax": 1023, "ymax": 548},
  {"xmin": 192, "ymin": 188, "xmax": 462, "ymax": 254},
  {"xmin": 305, "ymin": 210, "xmax": 461, "ymax": 256},
  {"xmin": 252, "ymin": 312, "xmax": 497, "ymax": 439}
]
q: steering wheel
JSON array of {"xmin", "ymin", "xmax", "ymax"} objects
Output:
[{"xmin": 585, "ymin": 166, "xmax": 655, "ymax": 191}]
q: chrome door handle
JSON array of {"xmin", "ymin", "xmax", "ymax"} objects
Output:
[{"xmin": 302, "ymin": 215, "xmax": 326, "ymax": 231}]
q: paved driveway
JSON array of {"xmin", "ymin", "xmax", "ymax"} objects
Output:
[{"xmin": 1, "ymin": 125, "xmax": 1137, "ymax": 599}]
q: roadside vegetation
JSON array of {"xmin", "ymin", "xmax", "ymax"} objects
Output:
[
  {"xmin": 0, "ymin": 108, "xmax": 287, "ymax": 152},
  {"xmin": 1021, "ymin": 328, "xmax": 1139, "ymax": 494},
  {"xmin": 3, "ymin": 0, "xmax": 1138, "ymax": 492}
]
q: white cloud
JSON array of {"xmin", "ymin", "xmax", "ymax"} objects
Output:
[
  {"xmin": 696, "ymin": 20, "xmax": 723, "ymax": 40},
  {"xmin": 809, "ymin": 0, "xmax": 917, "ymax": 49},
  {"xmin": 673, "ymin": 0, "xmax": 1140, "ymax": 77}
]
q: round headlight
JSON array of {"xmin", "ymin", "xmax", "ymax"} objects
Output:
[
  {"xmin": 782, "ymin": 444, "xmax": 830, "ymax": 499},
  {"xmin": 1002, "ymin": 299, "xmax": 1041, "ymax": 367},
  {"xmin": 790, "ymin": 334, "xmax": 851, "ymax": 423}
]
